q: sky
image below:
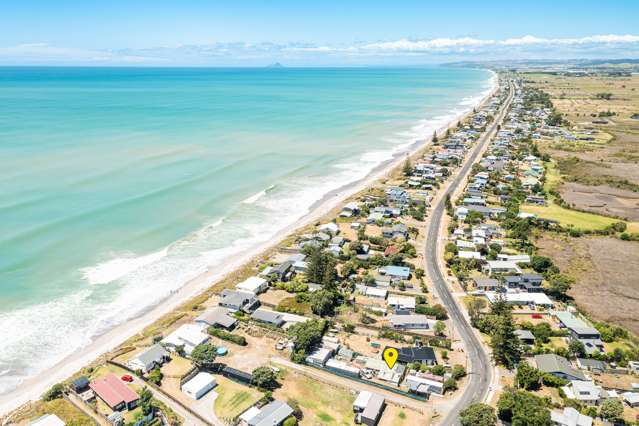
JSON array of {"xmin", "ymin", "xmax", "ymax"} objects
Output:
[{"xmin": 2, "ymin": 0, "xmax": 639, "ymax": 66}]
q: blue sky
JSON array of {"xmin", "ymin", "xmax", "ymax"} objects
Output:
[{"xmin": 2, "ymin": 0, "xmax": 639, "ymax": 65}]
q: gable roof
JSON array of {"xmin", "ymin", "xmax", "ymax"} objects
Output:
[
  {"xmin": 196, "ymin": 307, "xmax": 238, "ymax": 329},
  {"xmin": 534, "ymin": 354, "xmax": 586, "ymax": 381},
  {"xmin": 248, "ymin": 400, "xmax": 294, "ymax": 426},
  {"xmin": 90, "ymin": 374, "xmax": 139, "ymax": 408}
]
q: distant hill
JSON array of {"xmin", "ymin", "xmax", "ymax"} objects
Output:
[{"xmin": 266, "ymin": 62, "xmax": 285, "ymax": 68}]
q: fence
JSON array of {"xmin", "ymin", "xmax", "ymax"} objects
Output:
[{"xmin": 308, "ymin": 363, "xmax": 428, "ymax": 402}]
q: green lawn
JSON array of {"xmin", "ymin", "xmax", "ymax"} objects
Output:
[
  {"xmin": 520, "ymin": 203, "xmax": 620, "ymax": 231},
  {"xmin": 213, "ymin": 377, "xmax": 263, "ymax": 420}
]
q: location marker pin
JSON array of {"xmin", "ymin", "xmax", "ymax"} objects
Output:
[{"xmin": 382, "ymin": 347, "xmax": 398, "ymax": 369}]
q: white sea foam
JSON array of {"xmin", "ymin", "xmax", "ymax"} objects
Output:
[
  {"xmin": 81, "ymin": 247, "xmax": 170, "ymax": 285},
  {"xmin": 241, "ymin": 184, "xmax": 274, "ymax": 204}
]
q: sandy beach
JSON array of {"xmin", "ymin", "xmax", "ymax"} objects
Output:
[{"xmin": 0, "ymin": 71, "xmax": 497, "ymax": 416}]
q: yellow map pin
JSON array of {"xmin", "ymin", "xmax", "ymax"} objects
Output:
[{"xmin": 382, "ymin": 347, "xmax": 398, "ymax": 369}]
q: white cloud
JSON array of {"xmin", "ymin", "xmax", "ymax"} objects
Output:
[{"xmin": 1, "ymin": 34, "xmax": 638, "ymax": 65}]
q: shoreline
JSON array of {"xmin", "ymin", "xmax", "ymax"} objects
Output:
[{"xmin": 0, "ymin": 71, "xmax": 498, "ymax": 416}]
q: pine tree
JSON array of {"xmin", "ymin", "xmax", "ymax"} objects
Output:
[
  {"xmin": 490, "ymin": 308, "xmax": 521, "ymax": 369},
  {"xmin": 432, "ymin": 131, "xmax": 438, "ymax": 143},
  {"xmin": 402, "ymin": 156, "xmax": 412, "ymax": 176}
]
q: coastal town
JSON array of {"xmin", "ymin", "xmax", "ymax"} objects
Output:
[{"xmin": 4, "ymin": 66, "xmax": 639, "ymax": 426}]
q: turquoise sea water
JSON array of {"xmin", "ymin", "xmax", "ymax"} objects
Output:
[{"xmin": 0, "ymin": 66, "xmax": 492, "ymax": 394}]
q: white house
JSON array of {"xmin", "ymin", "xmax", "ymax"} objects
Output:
[
  {"xmin": 161, "ymin": 324, "xmax": 209, "ymax": 355},
  {"xmin": 236, "ymin": 276, "xmax": 269, "ymax": 294},
  {"xmin": 483, "ymin": 260, "xmax": 522, "ymax": 275},
  {"xmin": 387, "ymin": 296, "xmax": 416, "ymax": 311},
  {"xmin": 30, "ymin": 414, "xmax": 65, "ymax": 426},
  {"xmin": 127, "ymin": 344, "xmax": 170, "ymax": 373},
  {"xmin": 550, "ymin": 407, "xmax": 592, "ymax": 426},
  {"xmin": 181, "ymin": 372, "xmax": 217, "ymax": 400}
]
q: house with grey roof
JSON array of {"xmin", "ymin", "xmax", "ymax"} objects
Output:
[
  {"xmin": 515, "ymin": 329, "xmax": 535, "ymax": 345},
  {"xmin": 390, "ymin": 314, "xmax": 431, "ymax": 330},
  {"xmin": 251, "ymin": 309, "xmax": 285, "ymax": 327},
  {"xmin": 534, "ymin": 354, "xmax": 587, "ymax": 381},
  {"xmin": 246, "ymin": 400, "xmax": 294, "ymax": 426},
  {"xmin": 353, "ymin": 391, "xmax": 386, "ymax": 426},
  {"xmin": 195, "ymin": 307, "xmax": 238, "ymax": 330},
  {"xmin": 127, "ymin": 344, "xmax": 170, "ymax": 373},
  {"xmin": 551, "ymin": 407, "xmax": 592, "ymax": 426},
  {"xmin": 219, "ymin": 289, "xmax": 259, "ymax": 312}
]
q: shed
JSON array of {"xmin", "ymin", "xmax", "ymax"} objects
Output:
[{"xmin": 181, "ymin": 372, "xmax": 216, "ymax": 400}]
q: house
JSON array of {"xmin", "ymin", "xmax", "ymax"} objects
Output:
[
  {"xmin": 473, "ymin": 278, "xmax": 501, "ymax": 292},
  {"xmin": 305, "ymin": 346, "xmax": 333, "ymax": 366},
  {"xmin": 161, "ymin": 324, "xmax": 209, "ymax": 355},
  {"xmin": 550, "ymin": 407, "xmax": 592, "ymax": 426},
  {"xmin": 405, "ymin": 374, "xmax": 444, "ymax": 395},
  {"xmin": 251, "ymin": 309, "xmax": 285, "ymax": 327},
  {"xmin": 623, "ymin": 392, "xmax": 639, "ymax": 407},
  {"xmin": 127, "ymin": 344, "xmax": 170, "ymax": 373},
  {"xmin": 90, "ymin": 374, "xmax": 139, "ymax": 411},
  {"xmin": 485, "ymin": 291, "xmax": 553, "ymax": 307},
  {"xmin": 245, "ymin": 401, "xmax": 294, "ymax": 426},
  {"xmin": 554, "ymin": 312, "xmax": 604, "ymax": 354},
  {"xmin": 496, "ymin": 254, "xmax": 531, "ymax": 264},
  {"xmin": 325, "ymin": 359, "xmax": 361, "ymax": 378},
  {"xmin": 515, "ymin": 329, "xmax": 536, "ymax": 345},
  {"xmin": 219, "ymin": 289, "xmax": 259, "ymax": 312},
  {"xmin": 236, "ymin": 276, "xmax": 269, "ymax": 295},
  {"xmin": 379, "ymin": 265, "xmax": 411, "ymax": 280},
  {"xmin": 483, "ymin": 260, "xmax": 522, "ymax": 275},
  {"xmin": 390, "ymin": 314, "xmax": 431, "ymax": 330},
  {"xmin": 182, "ymin": 372, "xmax": 217, "ymax": 400},
  {"xmin": 353, "ymin": 391, "xmax": 386, "ymax": 426},
  {"xmin": 30, "ymin": 414, "xmax": 65, "ymax": 426},
  {"xmin": 387, "ymin": 296, "xmax": 416, "ymax": 311},
  {"xmin": 576, "ymin": 358, "xmax": 607, "ymax": 373},
  {"xmin": 561, "ymin": 380, "xmax": 603, "ymax": 405},
  {"xmin": 397, "ymin": 346, "xmax": 437, "ymax": 365},
  {"xmin": 534, "ymin": 354, "xmax": 587, "ymax": 381},
  {"xmin": 319, "ymin": 222, "xmax": 339, "ymax": 235},
  {"xmin": 359, "ymin": 285, "xmax": 388, "ymax": 299},
  {"xmin": 628, "ymin": 360, "xmax": 639, "ymax": 374},
  {"xmin": 458, "ymin": 251, "xmax": 482, "ymax": 260},
  {"xmin": 70, "ymin": 376, "xmax": 90, "ymax": 394},
  {"xmin": 195, "ymin": 307, "xmax": 238, "ymax": 330}
]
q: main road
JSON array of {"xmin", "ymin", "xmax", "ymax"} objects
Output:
[{"xmin": 425, "ymin": 79, "xmax": 514, "ymax": 426}]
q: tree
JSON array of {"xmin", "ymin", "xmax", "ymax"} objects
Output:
[
  {"xmin": 460, "ymin": 403, "xmax": 497, "ymax": 426},
  {"xmin": 139, "ymin": 387, "xmax": 154, "ymax": 416},
  {"xmin": 490, "ymin": 309, "xmax": 521, "ymax": 368},
  {"xmin": 190, "ymin": 343, "xmax": 217, "ymax": 370},
  {"xmin": 497, "ymin": 388, "xmax": 551, "ymax": 426},
  {"xmin": 42, "ymin": 383, "xmax": 64, "ymax": 401},
  {"xmin": 530, "ymin": 256, "xmax": 554, "ymax": 273},
  {"xmin": 547, "ymin": 274, "xmax": 573, "ymax": 301},
  {"xmin": 434, "ymin": 320, "xmax": 446, "ymax": 336},
  {"xmin": 252, "ymin": 366, "xmax": 279, "ymax": 390},
  {"xmin": 309, "ymin": 289, "xmax": 338, "ymax": 316},
  {"xmin": 148, "ymin": 368, "xmax": 163, "ymax": 385},
  {"xmin": 568, "ymin": 339, "xmax": 586, "ymax": 358},
  {"xmin": 287, "ymin": 319, "xmax": 327, "ymax": 361},
  {"xmin": 432, "ymin": 132, "xmax": 438, "ymax": 143},
  {"xmin": 452, "ymin": 364, "xmax": 467, "ymax": 380},
  {"xmin": 306, "ymin": 248, "xmax": 337, "ymax": 290},
  {"xmin": 431, "ymin": 364, "xmax": 446, "ymax": 376},
  {"xmin": 402, "ymin": 156, "xmax": 412, "ymax": 176},
  {"xmin": 515, "ymin": 362, "xmax": 542, "ymax": 390},
  {"xmin": 599, "ymin": 398, "xmax": 624, "ymax": 422},
  {"xmin": 531, "ymin": 323, "xmax": 553, "ymax": 344},
  {"xmin": 443, "ymin": 377, "xmax": 458, "ymax": 393}
]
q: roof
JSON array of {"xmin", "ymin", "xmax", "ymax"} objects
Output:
[
  {"xmin": 90, "ymin": 374, "xmax": 139, "ymax": 408},
  {"xmin": 362, "ymin": 393, "xmax": 385, "ymax": 421},
  {"xmin": 474, "ymin": 278, "xmax": 499, "ymax": 288},
  {"xmin": 623, "ymin": 392, "xmax": 639, "ymax": 404},
  {"xmin": 236, "ymin": 276, "xmax": 268, "ymax": 293},
  {"xmin": 161, "ymin": 324, "xmax": 209, "ymax": 349},
  {"xmin": 182, "ymin": 372, "xmax": 216, "ymax": 395},
  {"xmin": 387, "ymin": 296, "xmax": 416, "ymax": 309},
  {"xmin": 247, "ymin": 400, "xmax": 294, "ymax": 426},
  {"xmin": 133, "ymin": 344, "xmax": 169, "ymax": 366},
  {"xmin": 515, "ymin": 329, "xmax": 535, "ymax": 341},
  {"xmin": 222, "ymin": 366, "xmax": 253, "ymax": 382},
  {"xmin": 251, "ymin": 308, "xmax": 285, "ymax": 326},
  {"xmin": 555, "ymin": 312, "xmax": 600, "ymax": 336},
  {"xmin": 353, "ymin": 391, "xmax": 373, "ymax": 410},
  {"xmin": 196, "ymin": 307, "xmax": 238, "ymax": 329},
  {"xmin": 534, "ymin": 354, "xmax": 586, "ymax": 381},
  {"xmin": 380, "ymin": 265, "xmax": 411, "ymax": 279},
  {"xmin": 397, "ymin": 346, "xmax": 436, "ymax": 364},
  {"xmin": 390, "ymin": 314, "xmax": 430, "ymax": 327},
  {"xmin": 486, "ymin": 292, "xmax": 553, "ymax": 306},
  {"xmin": 550, "ymin": 407, "xmax": 592, "ymax": 426},
  {"xmin": 30, "ymin": 414, "xmax": 65, "ymax": 426}
]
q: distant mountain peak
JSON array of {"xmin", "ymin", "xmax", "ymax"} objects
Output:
[{"xmin": 266, "ymin": 62, "xmax": 284, "ymax": 68}]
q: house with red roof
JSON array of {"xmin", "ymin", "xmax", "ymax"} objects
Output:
[{"xmin": 90, "ymin": 373, "xmax": 139, "ymax": 411}]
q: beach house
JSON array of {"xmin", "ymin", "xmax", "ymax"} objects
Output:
[
  {"xmin": 90, "ymin": 374, "xmax": 139, "ymax": 411},
  {"xmin": 127, "ymin": 344, "xmax": 170, "ymax": 373}
]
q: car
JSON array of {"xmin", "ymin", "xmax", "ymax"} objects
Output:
[
  {"xmin": 531, "ymin": 314, "xmax": 542, "ymax": 319},
  {"xmin": 121, "ymin": 375, "xmax": 133, "ymax": 382}
]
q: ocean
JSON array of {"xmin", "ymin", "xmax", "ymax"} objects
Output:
[{"xmin": 0, "ymin": 66, "xmax": 493, "ymax": 395}]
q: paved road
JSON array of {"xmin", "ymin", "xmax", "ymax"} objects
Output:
[{"xmin": 425, "ymin": 81, "xmax": 514, "ymax": 426}]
